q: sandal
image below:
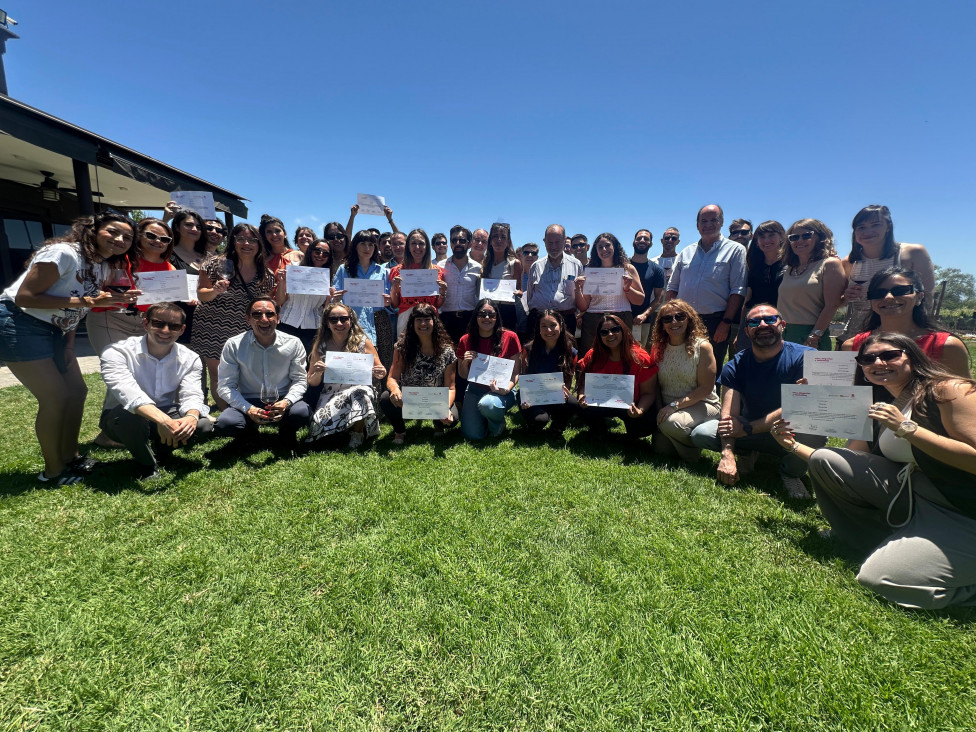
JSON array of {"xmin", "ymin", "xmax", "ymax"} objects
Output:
[
  {"xmin": 37, "ymin": 471, "xmax": 83, "ymax": 486},
  {"xmin": 67, "ymin": 455, "xmax": 101, "ymax": 474}
]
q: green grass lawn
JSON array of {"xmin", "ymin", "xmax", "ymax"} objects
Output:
[{"xmin": 1, "ymin": 376, "xmax": 974, "ymax": 730}]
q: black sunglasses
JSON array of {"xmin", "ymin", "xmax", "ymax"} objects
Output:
[
  {"xmin": 204, "ymin": 225, "xmax": 225, "ymax": 234},
  {"xmin": 731, "ymin": 229, "xmax": 751, "ymax": 237},
  {"xmin": 746, "ymin": 315, "xmax": 781, "ymax": 327},
  {"xmin": 787, "ymin": 232, "xmax": 817, "ymax": 243},
  {"xmin": 855, "ymin": 348, "xmax": 906, "ymax": 366},
  {"xmin": 662, "ymin": 235, "xmax": 679, "ymax": 241},
  {"xmin": 450, "ymin": 237, "xmax": 470, "ymax": 244},
  {"xmin": 523, "ymin": 250, "xmax": 539, "ymax": 256},
  {"xmin": 328, "ymin": 315, "xmax": 351, "ymax": 324},
  {"xmin": 148, "ymin": 318, "xmax": 182, "ymax": 331},
  {"xmin": 324, "ymin": 233, "xmax": 346, "ymax": 242},
  {"xmin": 477, "ymin": 310, "xmax": 497, "ymax": 319},
  {"xmin": 599, "ymin": 326, "xmax": 623, "ymax": 336},
  {"xmin": 311, "ymin": 248, "xmax": 330, "ymax": 256},
  {"xmin": 661, "ymin": 312, "xmax": 688, "ymax": 324},
  {"xmin": 867, "ymin": 284, "xmax": 915, "ymax": 300}
]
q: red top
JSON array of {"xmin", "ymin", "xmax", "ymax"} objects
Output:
[
  {"xmin": 457, "ymin": 330, "xmax": 522, "ymax": 360},
  {"xmin": 390, "ymin": 264, "xmax": 445, "ymax": 314},
  {"xmin": 850, "ymin": 330, "xmax": 949, "ymax": 360},
  {"xmin": 578, "ymin": 345, "xmax": 657, "ymax": 401}
]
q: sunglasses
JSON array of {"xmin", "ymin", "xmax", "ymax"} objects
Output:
[
  {"xmin": 599, "ymin": 326, "xmax": 623, "ymax": 337},
  {"xmin": 477, "ymin": 310, "xmax": 497, "ymax": 319},
  {"xmin": 325, "ymin": 233, "xmax": 346, "ymax": 242},
  {"xmin": 450, "ymin": 237, "xmax": 470, "ymax": 244},
  {"xmin": 148, "ymin": 319, "xmax": 182, "ymax": 331},
  {"xmin": 328, "ymin": 315, "xmax": 351, "ymax": 324},
  {"xmin": 204, "ymin": 225, "xmax": 225, "ymax": 234},
  {"xmin": 662, "ymin": 235, "xmax": 679, "ymax": 241},
  {"xmin": 143, "ymin": 231, "xmax": 173, "ymax": 244},
  {"xmin": 661, "ymin": 312, "xmax": 688, "ymax": 324},
  {"xmin": 311, "ymin": 248, "xmax": 330, "ymax": 256},
  {"xmin": 867, "ymin": 284, "xmax": 915, "ymax": 300},
  {"xmin": 787, "ymin": 232, "xmax": 817, "ymax": 243},
  {"xmin": 731, "ymin": 229, "xmax": 751, "ymax": 237},
  {"xmin": 250, "ymin": 311, "xmax": 276, "ymax": 320},
  {"xmin": 746, "ymin": 314, "xmax": 781, "ymax": 327},
  {"xmin": 855, "ymin": 348, "xmax": 906, "ymax": 366},
  {"xmin": 571, "ymin": 243, "xmax": 589, "ymax": 249},
  {"xmin": 523, "ymin": 250, "xmax": 539, "ymax": 257}
]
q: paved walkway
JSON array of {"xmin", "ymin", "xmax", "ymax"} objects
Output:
[{"xmin": 0, "ymin": 334, "xmax": 101, "ymax": 388}]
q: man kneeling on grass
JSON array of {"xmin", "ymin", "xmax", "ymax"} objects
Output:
[
  {"xmin": 215, "ymin": 296, "xmax": 309, "ymax": 445},
  {"xmin": 689, "ymin": 304, "xmax": 826, "ymax": 499},
  {"xmin": 100, "ymin": 302, "xmax": 212, "ymax": 478}
]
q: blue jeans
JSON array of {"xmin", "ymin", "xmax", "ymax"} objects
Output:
[
  {"xmin": 690, "ymin": 419, "xmax": 826, "ymax": 478},
  {"xmin": 461, "ymin": 384, "xmax": 516, "ymax": 440}
]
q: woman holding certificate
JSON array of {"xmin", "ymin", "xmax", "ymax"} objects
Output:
[
  {"xmin": 276, "ymin": 238, "xmax": 334, "ymax": 352},
  {"xmin": 776, "ymin": 219, "xmax": 846, "ymax": 351},
  {"xmin": 380, "ymin": 304, "xmax": 459, "ymax": 444},
  {"xmin": 388, "ymin": 228, "xmax": 446, "ymax": 336},
  {"xmin": 306, "ymin": 303, "xmax": 386, "ymax": 449},
  {"xmin": 260, "ymin": 214, "xmax": 302, "ymax": 275},
  {"xmin": 480, "ymin": 223, "xmax": 523, "ymax": 330},
  {"xmin": 648, "ymin": 300, "xmax": 720, "ymax": 461},
  {"xmin": 333, "ymin": 230, "xmax": 394, "ymax": 371},
  {"xmin": 576, "ymin": 313, "xmax": 657, "ymax": 438},
  {"xmin": 771, "ymin": 334, "xmax": 976, "ymax": 609},
  {"xmin": 574, "ymin": 233, "xmax": 645, "ymax": 353},
  {"xmin": 169, "ymin": 209, "xmax": 209, "ymax": 349},
  {"xmin": 840, "ymin": 266, "xmax": 970, "ymax": 378},
  {"xmin": 517, "ymin": 310, "xmax": 578, "ymax": 433},
  {"xmin": 195, "ymin": 223, "xmax": 276, "ymax": 408},
  {"xmin": 457, "ymin": 299, "xmax": 521, "ymax": 440}
]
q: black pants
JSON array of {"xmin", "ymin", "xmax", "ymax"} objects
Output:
[
  {"xmin": 578, "ymin": 404, "xmax": 655, "ymax": 438},
  {"xmin": 379, "ymin": 390, "xmax": 459, "ymax": 434},
  {"xmin": 100, "ymin": 404, "xmax": 213, "ymax": 468},
  {"xmin": 699, "ymin": 311, "xmax": 731, "ymax": 368},
  {"xmin": 518, "ymin": 393, "xmax": 579, "ymax": 432},
  {"xmin": 440, "ymin": 310, "xmax": 472, "ymax": 346},
  {"xmin": 213, "ymin": 398, "xmax": 310, "ymax": 440}
]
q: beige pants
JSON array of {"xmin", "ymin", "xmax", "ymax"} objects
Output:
[{"xmin": 652, "ymin": 398, "xmax": 721, "ymax": 462}]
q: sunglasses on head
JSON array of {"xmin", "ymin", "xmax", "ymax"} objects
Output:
[
  {"xmin": 143, "ymin": 231, "xmax": 173, "ymax": 244},
  {"xmin": 855, "ymin": 348, "xmax": 906, "ymax": 366},
  {"xmin": 867, "ymin": 284, "xmax": 915, "ymax": 300},
  {"xmin": 148, "ymin": 318, "xmax": 182, "ymax": 331},
  {"xmin": 746, "ymin": 314, "xmax": 781, "ymax": 327},
  {"xmin": 787, "ymin": 232, "xmax": 816, "ymax": 243},
  {"xmin": 599, "ymin": 325, "xmax": 623, "ymax": 336},
  {"xmin": 661, "ymin": 312, "xmax": 688, "ymax": 324},
  {"xmin": 328, "ymin": 315, "xmax": 351, "ymax": 324}
]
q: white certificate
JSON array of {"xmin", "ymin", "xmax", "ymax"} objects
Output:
[
  {"xmin": 467, "ymin": 354, "xmax": 516, "ymax": 387},
  {"xmin": 582, "ymin": 267, "xmax": 625, "ymax": 296},
  {"xmin": 400, "ymin": 269, "xmax": 439, "ymax": 298},
  {"xmin": 518, "ymin": 373, "xmax": 566, "ymax": 407},
  {"xmin": 356, "ymin": 193, "xmax": 386, "ymax": 216},
  {"xmin": 169, "ymin": 191, "xmax": 216, "ymax": 220},
  {"xmin": 402, "ymin": 387, "xmax": 450, "ymax": 420},
  {"xmin": 285, "ymin": 265, "xmax": 332, "ymax": 296},
  {"xmin": 136, "ymin": 270, "xmax": 189, "ymax": 305},
  {"xmin": 585, "ymin": 373, "xmax": 634, "ymax": 409},
  {"xmin": 804, "ymin": 351, "xmax": 857, "ymax": 386},
  {"xmin": 186, "ymin": 274, "xmax": 199, "ymax": 301},
  {"xmin": 480, "ymin": 278, "xmax": 517, "ymax": 302},
  {"xmin": 342, "ymin": 278, "xmax": 385, "ymax": 308},
  {"xmin": 781, "ymin": 385, "xmax": 873, "ymax": 440},
  {"xmin": 321, "ymin": 352, "xmax": 374, "ymax": 386}
]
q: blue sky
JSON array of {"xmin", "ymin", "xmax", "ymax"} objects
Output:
[{"xmin": 7, "ymin": 1, "xmax": 975, "ymax": 270}]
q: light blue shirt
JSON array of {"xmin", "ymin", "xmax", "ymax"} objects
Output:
[
  {"xmin": 333, "ymin": 261, "xmax": 389, "ymax": 344},
  {"xmin": 527, "ymin": 255, "xmax": 582, "ymax": 311},
  {"xmin": 667, "ymin": 236, "xmax": 747, "ymax": 314}
]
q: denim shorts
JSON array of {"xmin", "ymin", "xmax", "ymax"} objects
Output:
[{"xmin": 0, "ymin": 299, "xmax": 67, "ymax": 366}]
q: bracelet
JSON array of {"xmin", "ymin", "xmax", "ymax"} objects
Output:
[{"xmin": 789, "ymin": 441, "xmax": 800, "ymax": 453}]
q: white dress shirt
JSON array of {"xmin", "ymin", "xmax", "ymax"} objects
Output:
[
  {"xmin": 217, "ymin": 330, "xmax": 308, "ymax": 413},
  {"xmin": 440, "ymin": 257, "xmax": 482, "ymax": 313},
  {"xmin": 101, "ymin": 335, "xmax": 209, "ymax": 416}
]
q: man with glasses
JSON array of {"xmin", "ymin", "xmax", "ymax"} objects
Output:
[
  {"xmin": 690, "ymin": 304, "xmax": 825, "ymax": 498},
  {"xmin": 204, "ymin": 219, "xmax": 227, "ymax": 251},
  {"xmin": 526, "ymin": 224, "xmax": 583, "ymax": 334},
  {"xmin": 215, "ymin": 297, "xmax": 309, "ymax": 446},
  {"xmin": 515, "ymin": 243, "xmax": 540, "ymax": 338},
  {"xmin": 652, "ymin": 227, "xmax": 681, "ymax": 284},
  {"xmin": 728, "ymin": 219, "xmax": 753, "ymax": 247},
  {"xmin": 432, "ymin": 233, "xmax": 449, "ymax": 265},
  {"xmin": 440, "ymin": 225, "xmax": 482, "ymax": 344},
  {"xmin": 99, "ymin": 302, "xmax": 213, "ymax": 478},
  {"xmin": 629, "ymin": 229, "xmax": 666, "ymax": 344},
  {"xmin": 666, "ymin": 205, "xmax": 747, "ymax": 366},
  {"xmin": 570, "ymin": 234, "xmax": 589, "ymax": 265}
]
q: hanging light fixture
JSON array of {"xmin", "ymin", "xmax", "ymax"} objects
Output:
[{"xmin": 39, "ymin": 171, "xmax": 60, "ymax": 202}]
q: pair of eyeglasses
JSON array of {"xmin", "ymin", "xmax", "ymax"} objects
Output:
[
  {"xmin": 746, "ymin": 314, "xmax": 781, "ymax": 328},
  {"xmin": 731, "ymin": 229, "xmax": 751, "ymax": 237},
  {"xmin": 328, "ymin": 315, "xmax": 351, "ymax": 324},
  {"xmin": 234, "ymin": 235, "xmax": 259, "ymax": 244},
  {"xmin": 787, "ymin": 232, "xmax": 816, "ymax": 243},
  {"xmin": 662, "ymin": 235, "xmax": 679, "ymax": 242},
  {"xmin": 143, "ymin": 231, "xmax": 173, "ymax": 244},
  {"xmin": 250, "ymin": 311, "xmax": 276, "ymax": 320},
  {"xmin": 661, "ymin": 312, "xmax": 687, "ymax": 324},
  {"xmin": 867, "ymin": 284, "xmax": 915, "ymax": 300},
  {"xmin": 205, "ymin": 225, "xmax": 225, "ymax": 234},
  {"xmin": 148, "ymin": 319, "xmax": 181, "ymax": 331},
  {"xmin": 854, "ymin": 349, "xmax": 905, "ymax": 366},
  {"xmin": 477, "ymin": 311, "xmax": 497, "ymax": 319},
  {"xmin": 599, "ymin": 326, "xmax": 623, "ymax": 336}
]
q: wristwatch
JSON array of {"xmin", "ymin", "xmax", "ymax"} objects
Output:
[{"xmin": 895, "ymin": 419, "xmax": 918, "ymax": 438}]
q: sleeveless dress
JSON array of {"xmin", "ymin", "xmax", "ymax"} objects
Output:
[{"xmin": 307, "ymin": 339, "xmax": 380, "ymax": 440}]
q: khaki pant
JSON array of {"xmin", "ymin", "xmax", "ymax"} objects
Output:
[{"xmin": 652, "ymin": 399, "xmax": 720, "ymax": 462}]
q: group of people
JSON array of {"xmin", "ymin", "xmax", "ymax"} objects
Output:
[{"xmin": 1, "ymin": 202, "xmax": 974, "ymax": 611}]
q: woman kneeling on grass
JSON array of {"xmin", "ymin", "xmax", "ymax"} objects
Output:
[
  {"xmin": 576, "ymin": 313, "xmax": 657, "ymax": 438},
  {"xmin": 771, "ymin": 333, "xmax": 976, "ymax": 609},
  {"xmin": 306, "ymin": 303, "xmax": 386, "ymax": 449},
  {"xmin": 517, "ymin": 309, "xmax": 578, "ymax": 433},
  {"xmin": 0, "ymin": 212, "xmax": 137, "ymax": 484},
  {"xmin": 380, "ymin": 303, "xmax": 458, "ymax": 445},
  {"xmin": 457, "ymin": 298, "xmax": 521, "ymax": 440}
]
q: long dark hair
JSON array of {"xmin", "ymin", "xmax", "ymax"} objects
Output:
[
  {"xmin": 135, "ymin": 218, "xmax": 174, "ymax": 263},
  {"xmin": 299, "ymin": 239, "xmax": 330, "ymax": 268},
  {"xmin": 30, "ymin": 211, "xmax": 136, "ymax": 270},
  {"xmin": 523, "ymin": 309, "xmax": 576, "ymax": 376},
  {"xmin": 746, "ymin": 220, "xmax": 786, "ymax": 272},
  {"xmin": 480, "ymin": 223, "xmax": 515, "ymax": 279},
  {"xmin": 395, "ymin": 303, "xmax": 453, "ymax": 366},
  {"xmin": 223, "ymin": 223, "xmax": 267, "ymax": 282},
  {"xmin": 345, "ymin": 229, "xmax": 380, "ymax": 277},
  {"xmin": 863, "ymin": 266, "xmax": 939, "ymax": 332},
  {"xmin": 850, "ymin": 205, "xmax": 897, "ymax": 263},
  {"xmin": 588, "ymin": 313, "xmax": 641, "ymax": 373},
  {"xmin": 404, "ymin": 228, "xmax": 434, "ymax": 269},
  {"xmin": 465, "ymin": 298, "xmax": 507, "ymax": 356},
  {"xmin": 259, "ymin": 214, "xmax": 290, "ymax": 258},
  {"xmin": 587, "ymin": 233, "xmax": 629, "ymax": 268},
  {"xmin": 172, "ymin": 209, "xmax": 207, "ymax": 256}
]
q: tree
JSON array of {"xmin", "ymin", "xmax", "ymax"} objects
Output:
[
  {"xmin": 934, "ymin": 266, "xmax": 976, "ymax": 313},
  {"xmin": 128, "ymin": 209, "xmax": 147, "ymax": 223}
]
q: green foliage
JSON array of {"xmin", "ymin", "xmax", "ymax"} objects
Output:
[
  {"xmin": 0, "ymin": 377, "xmax": 974, "ymax": 729},
  {"xmin": 934, "ymin": 265, "xmax": 976, "ymax": 311}
]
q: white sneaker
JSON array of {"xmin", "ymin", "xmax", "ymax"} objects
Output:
[
  {"xmin": 782, "ymin": 475, "xmax": 811, "ymax": 499},
  {"xmin": 348, "ymin": 432, "xmax": 364, "ymax": 449}
]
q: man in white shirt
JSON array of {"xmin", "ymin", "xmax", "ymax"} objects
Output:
[
  {"xmin": 215, "ymin": 297, "xmax": 309, "ymax": 444},
  {"xmin": 666, "ymin": 205, "xmax": 747, "ymax": 366},
  {"xmin": 439, "ymin": 225, "xmax": 482, "ymax": 344},
  {"xmin": 526, "ymin": 224, "xmax": 583, "ymax": 332},
  {"xmin": 100, "ymin": 302, "xmax": 212, "ymax": 477},
  {"xmin": 652, "ymin": 227, "xmax": 680, "ymax": 284}
]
